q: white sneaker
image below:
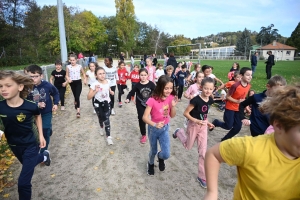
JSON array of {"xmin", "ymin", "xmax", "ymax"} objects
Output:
[
  {"xmin": 111, "ymin": 109, "xmax": 115, "ymax": 115},
  {"xmin": 107, "ymin": 136, "xmax": 113, "ymax": 145},
  {"xmin": 93, "ymin": 110, "xmax": 96, "ymax": 114}
]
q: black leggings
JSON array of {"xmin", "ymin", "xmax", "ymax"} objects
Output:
[
  {"xmin": 94, "ymin": 100, "xmax": 111, "ymax": 136},
  {"xmin": 110, "ymin": 86, "xmax": 116, "ymax": 108},
  {"xmin": 56, "ymin": 86, "xmax": 66, "ymax": 106},
  {"xmin": 117, "ymin": 84, "xmax": 127, "ymax": 103},
  {"xmin": 178, "ymin": 85, "xmax": 184, "ymax": 99},
  {"xmin": 136, "ymin": 101, "xmax": 146, "ymax": 136},
  {"xmin": 69, "ymin": 80, "xmax": 82, "ymax": 109}
]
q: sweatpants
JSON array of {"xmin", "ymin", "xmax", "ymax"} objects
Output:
[
  {"xmin": 94, "ymin": 100, "xmax": 111, "ymax": 136},
  {"xmin": 175, "ymin": 120, "xmax": 207, "ymax": 180},
  {"xmin": 136, "ymin": 101, "xmax": 146, "ymax": 136},
  {"xmin": 9, "ymin": 144, "xmax": 44, "ymax": 200},
  {"xmin": 266, "ymin": 64, "xmax": 272, "ymax": 79},
  {"xmin": 178, "ymin": 85, "xmax": 184, "ymax": 99},
  {"xmin": 110, "ymin": 85, "xmax": 116, "ymax": 108},
  {"xmin": 55, "ymin": 86, "xmax": 66, "ymax": 106},
  {"xmin": 69, "ymin": 80, "xmax": 82, "ymax": 109},
  {"xmin": 117, "ymin": 84, "xmax": 127, "ymax": 103},
  {"xmin": 214, "ymin": 109, "xmax": 242, "ymax": 141}
]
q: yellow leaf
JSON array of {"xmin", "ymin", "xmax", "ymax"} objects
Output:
[
  {"xmin": 116, "ymin": 138, "xmax": 120, "ymax": 140},
  {"xmin": 3, "ymin": 193, "xmax": 10, "ymax": 198},
  {"xmin": 94, "ymin": 167, "xmax": 98, "ymax": 170},
  {"xmin": 96, "ymin": 188, "xmax": 101, "ymax": 192},
  {"xmin": 51, "ymin": 174, "xmax": 55, "ymax": 178},
  {"xmin": 110, "ymin": 151, "xmax": 114, "ymax": 154}
]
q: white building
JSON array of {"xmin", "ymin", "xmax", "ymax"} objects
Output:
[{"xmin": 257, "ymin": 41, "xmax": 297, "ymax": 61}]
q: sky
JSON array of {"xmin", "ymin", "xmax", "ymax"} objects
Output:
[{"xmin": 37, "ymin": 0, "xmax": 300, "ymax": 39}]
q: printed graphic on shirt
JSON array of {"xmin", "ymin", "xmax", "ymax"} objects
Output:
[
  {"xmin": 31, "ymin": 88, "xmax": 46, "ymax": 103},
  {"xmin": 106, "ymin": 71, "xmax": 117, "ymax": 81},
  {"xmin": 131, "ymin": 74, "xmax": 139, "ymax": 79},
  {"xmin": 137, "ymin": 87, "xmax": 152, "ymax": 106},
  {"xmin": 16, "ymin": 113, "xmax": 26, "ymax": 122},
  {"xmin": 161, "ymin": 104, "xmax": 169, "ymax": 119}
]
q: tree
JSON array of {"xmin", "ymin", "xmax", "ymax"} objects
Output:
[
  {"xmin": 235, "ymin": 28, "xmax": 251, "ymax": 56},
  {"xmin": 115, "ymin": 0, "xmax": 136, "ymax": 57},
  {"xmin": 286, "ymin": 22, "xmax": 300, "ymax": 55},
  {"xmin": 256, "ymin": 24, "xmax": 281, "ymax": 45},
  {"xmin": 169, "ymin": 35, "xmax": 191, "ymax": 55}
]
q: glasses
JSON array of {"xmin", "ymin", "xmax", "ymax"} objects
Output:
[{"xmin": 30, "ymin": 75, "xmax": 40, "ymax": 79}]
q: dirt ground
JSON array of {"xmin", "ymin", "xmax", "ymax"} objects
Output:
[{"xmin": 4, "ymin": 61, "xmax": 250, "ymax": 200}]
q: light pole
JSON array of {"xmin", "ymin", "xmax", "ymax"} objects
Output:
[{"xmin": 57, "ymin": 0, "xmax": 68, "ymax": 63}]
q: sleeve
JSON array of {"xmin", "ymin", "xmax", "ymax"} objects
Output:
[
  {"xmin": 51, "ymin": 70, "xmax": 55, "ymax": 76},
  {"xmin": 228, "ymin": 82, "xmax": 238, "ymax": 96},
  {"xmin": 86, "ymin": 71, "xmax": 89, "ymax": 76},
  {"xmin": 115, "ymin": 69, "xmax": 119, "ymax": 81},
  {"xmin": 33, "ymin": 103, "xmax": 41, "ymax": 115},
  {"xmin": 185, "ymin": 85, "xmax": 192, "ymax": 96},
  {"xmin": 153, "ymin": 67, "xmax": 157, "ymax": 79},
  {"xmin": 189, "ymin": 96, "xmax": 198, "ymax": 106},
  {"xmin": 209, "ymin": 96, "xmax": 214, "ymax": 105},
  {"xmin": 50, "ymin": 84, "xmax": 60, "ymax": 105},
  {"xmin": 146, "ymin": 97, "xmax": 154, "ymax": 108},
  {"xmin": 90, "ymin": 82, "xmax": 96, "ymax": 90},
  {"xmin": 219, "ymin": 137, "xmax": 247, "ymax": 166},
  {"xmin": 239, "ymin": 96, "xmax": 255, "ymax": 119}
]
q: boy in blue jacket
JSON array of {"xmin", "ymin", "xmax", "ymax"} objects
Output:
[
  {"xmin": 27, "ymin": 65, "xmax": 60, "ymax": 153},
  {"xmin": 239, "ymin": 75, "xmax": 286, "ymax": 136}
]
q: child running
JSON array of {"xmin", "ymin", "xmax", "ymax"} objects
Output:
[
  {"xmin": 173, "ymin": 77, "xmax": 215, "ymax": 188},
  {"xmin": 0, "ymin": 71, "xmax": 51, "ymax": 200},
  {"xmin": 103, "ymin": 57, "xmax": 118, "ymax": 115},
  {"xmin": 155, "ymin": 63, "xmax": 165, "ymax": 82},
  {"xmin": 211, "ymin": 67, "xmax": 252, "ymax": 141},
  {"xmin": 117, "ymin": 61, "xmax": 129, "ymax": 107},
  {"xmin": 86, "ymin": 62, "xmax": 98, "ymax": 113},
  {"xmin": 184, "ymin": 71, "xmax": 204, "ymax": 100},
  {"xmin": 66, "ymin": 54, "xmax": 87, "ymax": 118},
  {"xmin": 187, "ymin": 63, "xmax": 201, "ymax": 85},
  {"xmin": 176, "ymin": 64, "xmax": 188, "ymax": 101},
  {"xmin": 50, "ymin": 60, "xmax": 67, "ymax": 111},
  {"xmin": 125, "ymin": 68, "xmax": 156, "ymax": 143},
  {"xmin": 87, "ymin": 67, "xmax": 114, "ymax": 145},
  {"xmin": 142, "ymin": 75, "xmax": 178, "ymax": 176},
  {"xmin": 27, "ymin": 65, "xmax": 60, "ymax": 153},
  {"xmin": 129, "ymin": 64, "xmax": 140, "ymax": 101},
  {"xmin": 204, "ymin": 83, "xmax": 300, "ymax": 200},
  {"xmin": 145, "ymin": 58, "xmax": 157, "ymax": 83},
  {"xmin": 239, "ymin": 75, "xmax": 286, "ymax": 136}
]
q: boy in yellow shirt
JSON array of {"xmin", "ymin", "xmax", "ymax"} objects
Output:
[{"xmin": 204, "ymin": 84, "xmax": 300, "ymax": 200}]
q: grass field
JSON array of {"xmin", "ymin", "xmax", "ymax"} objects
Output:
[{"xmin": 160, "ymin": 60, "xmax": 300, "ymax": 93}]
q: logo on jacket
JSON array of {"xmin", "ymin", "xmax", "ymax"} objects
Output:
[{"xmin": 16, "ymin": 113, "xmax": 26, "ymax": 122}]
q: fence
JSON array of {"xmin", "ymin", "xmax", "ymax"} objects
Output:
[{"xmin": 133, "ymin": 55, "xmax": 248, "ymax": 61}]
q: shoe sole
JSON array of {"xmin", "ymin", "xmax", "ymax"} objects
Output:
[{"xmin": 197, "ymin": 178, "xmax": 207, "ymax": 189}]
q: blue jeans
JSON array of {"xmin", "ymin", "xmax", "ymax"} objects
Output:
[
  {"xmin": 10, "ymin": 144, "xmax": 44, "ymax": 200},
  {"xmin": 251, "ymin": 65, "xmax": 256, "ymax": 76},
  {"xmin": 214, "ymin": 109, "xmax": 242, "ymax": 141},
  {"xmin": 148, "ymin": 124, "xmax": 170, "ymax": 165},
  {"xmin": 41, "ymin": 112, "xmax": 52, "ymax": 153}
]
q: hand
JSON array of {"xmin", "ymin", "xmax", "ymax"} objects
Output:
[
  {"xmin": 238, "ymin": 98, "xmax": 245, "ymax": 103},
  {"xmin": 83, "ymin": 79, "xmax": 87, "ymax": 85},
  {"xmin": 195, "ymin": 119, "xmax": 207, "ymax": 126},
  {"xmin": 125, "ymin": 99, "xmax": 130, "ymax": 103},
  {"xmin": 242, "ymin": 119, "xmax": 251, "ymax": 126},
  {"xmin": 172, "ymin": 96, "xmax": 178, "ymax": 107},
  {"xmin": 208, "ymin": 122, "xmax": 215, "ymax": 129},
  {"xmin": 62, "ymin": 82, "xmax": 67, "ymax": 87},
  {"xmin": 155, "ymin": 121, "xmax": 165, "ymax": 129},
  {"xmin": 39, "ymin": 136, "xmax": 46, "ymax": 148},
  {"xmin": 38, "ymin": 102, "xmax": 46, "ymax": 109},
  {"xmin": 68, "ymin": 79, "xmax": 72, "ymax": 83},
  {"xmin": 110, "ymin": 91, "xmax": 114, "ymax": 95},
  {"xmin": 52, "ymin": 105, "xmax": 58, "ymax": 112}
]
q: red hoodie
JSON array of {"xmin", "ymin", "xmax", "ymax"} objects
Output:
[
  {"xmin": 130, "ymin": 70, "xmax": 140, "ymax": 83},
  {"xmin": 117, "ymin": 68, "xmax": 129, "ymax": 85}
]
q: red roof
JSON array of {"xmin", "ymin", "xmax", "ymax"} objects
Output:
[{"xmin": 257, "ymin": 42, "xmax": 296, "ymax": 50}]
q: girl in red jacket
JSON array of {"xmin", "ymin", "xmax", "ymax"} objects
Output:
[{"xmin": 117, "ymin": 61, "xmax": 129, "ymax": 107}]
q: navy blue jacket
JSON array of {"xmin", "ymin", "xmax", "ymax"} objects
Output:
[
  {"xmin": 27, "ymin": 80, "xmax": 60, "ymax": 115},
  {"xmin": 176, "ymin": 71, "xmax": 187, "ymax": 86},
  {"xmin": 251, "ymin": 54, "xmax": 257, "ymax": 66},
  {"xmin": 239, "ymin": 91, "xmax": 270, "ymax": 135}
]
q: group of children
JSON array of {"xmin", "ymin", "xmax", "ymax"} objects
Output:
[{"xmin": 0, "ymin": 55, "xmax": 299, "ymax": 199}]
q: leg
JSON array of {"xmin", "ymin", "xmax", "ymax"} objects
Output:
[
  {"xmin": 196, "ymin": 125, "xmax": 208, "ymax": 180},
  {"xmin": 184, "ymin": 120, "xmax": 200, "ymax": 150},
  {"xmin": 103, "ymin": 108, "xmax": 111, "ymax": 137},
  {"xmin": 148, "ymin": 125, "xmax": 160, "ymax": 165},
  {"xmin": 157, "ymin": 124, "xmax": 170, "ymax": 160},
  {"xmin": 221, "ymin": 111, "xmax": 242, "ymax": 141},
  {"xmin": 75, "ymin": 80, "xmax": 82, "ymax": 109},
  {"xmin": 136, "ymin": 102, "xmax": 146, "ymax": 136},
  {"xmin": 69, "ymin": 82, "xmax": 77, "ymax": 103},
  {"xmin": 178, "ymin": 85, "xmax": 183, "ymax": 99},
  {"xmin": 213, "ymin": 109, "xmax": 234, "ymax": 130},
  {"xmin": 110, "ymin": 86, "xmax": 116, "ymax": 108},
  {"xmin": 251, "ymin": 65, "xmax": 256, "ymax": 77},
  {"xmin": 40, "ymin": 112, "xmax": 52, "ymax": 153},
  {"xmin": 117, "ymin": 84, "xmax": 122, "ymax": 103},
  {"xmin": 59, "ymin": 87, "xmax": 66, "ymax": 106}
]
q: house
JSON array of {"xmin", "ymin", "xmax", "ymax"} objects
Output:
[{"xmin": 257, "ymin": 41, "xmax": 297, "ymax": 61}]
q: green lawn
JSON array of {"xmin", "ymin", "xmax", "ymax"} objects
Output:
[
  {"xmin": 147, "ymin": 60, "xmax": 300, "ymax": 93},
  {"xmin": 0, "ymin": 63, "xmax": 52, "ymax": 71}
]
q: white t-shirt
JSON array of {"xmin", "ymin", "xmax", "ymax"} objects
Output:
[
  {"xmin": 155, "ymin": 69, "xmax": 165, "ymax": 81},
  {"xmin": 67, "ymin": 65, "xmax": 82, "ymax": 80},
  {"xmin": 86, "ymin": 70, "xmax": 96, "ymax": 85},
  {"xmin": 103, "ymin": 65, "xmax": 119, "ymax": 87},
  {"xmin": 190, "ymin": 71, "xmax": 197, "ymax": 80},
  {"xmin": 90, "ymin": 80, "xmax": 111, "ymax": 103},
  {"xmin": 208, "ymin": 74, "xmax": 216, "ymax": 79}
]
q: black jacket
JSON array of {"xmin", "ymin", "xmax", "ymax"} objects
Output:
[
  {"xmin": 265, "ymin": 54, "xmax": 275, "ymax": 66},
  {"xmin": 167, "ymin": 57, "xmax": 177, "ymax": 72}
]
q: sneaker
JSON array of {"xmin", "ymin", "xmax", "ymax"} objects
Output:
[
  {"xmin": 107, "ymin": 136, "xmax": 113, "ymax": 145},
  {"xmin": 197, "ymin": 177, "xmax": 207, "ymax": 189},
  {"xmin": 111, "ymin": 109, "xmax": 115, "ymax": 115},
  {"xmin": 157, "ymin": 152, "xmax": 165, "ymax": 172},
  {"xmin": 93, "ymin": 109, "xmax": 96, "ymax": 114},
  {"xmin": 147, "ymin": 162, "xmax": 154, "ymax": 176},
  {"xmin": 43, "ymin": 150, "xmax": 51, "ymax": 166},
  {"xmin": 61, "ymin": 106, "xmax": 65, "ymax": 111},
  {"xmin": 173, "ymin": 128, "xmax": 180, "ymax": 139},
  {"xmin": 118, "ymin": 102, "xmax": 122, "ymax": 108},
  {"xmin": 140, "ymin": 135, "xmax": 147, "ymax": 144}
]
